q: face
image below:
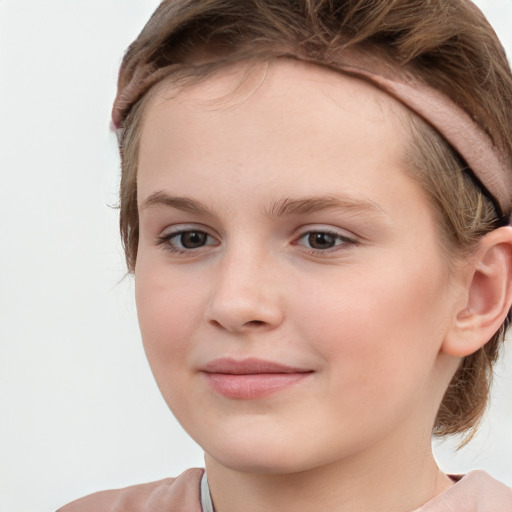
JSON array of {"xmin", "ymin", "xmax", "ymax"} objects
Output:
[{"xmin": 135, "ymin": 59, "xmax": 462, "ymax": 475}]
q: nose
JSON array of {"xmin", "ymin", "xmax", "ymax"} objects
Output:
[{"xmin": 204, "ymin": 250, "xmax": 285, "ymax": 333}]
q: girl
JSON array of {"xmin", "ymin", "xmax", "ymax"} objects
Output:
[{"xmin": 59, "ymin": 0, "xmax": 512, "ymax": 510}]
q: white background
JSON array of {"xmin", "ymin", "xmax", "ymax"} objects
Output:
[{"xmin": 0, "ymin": 1, "xmax": 511, "ymax": 511}]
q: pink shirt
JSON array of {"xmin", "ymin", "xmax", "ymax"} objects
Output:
[
  {"xmin": 57, "ymin": 468, "xmax": 512, "ymax": 511},
  {"xmin": 413, "ymin": 470, "xmax": 512, "ymax": 511}
]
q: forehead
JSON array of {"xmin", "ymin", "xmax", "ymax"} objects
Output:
[
  {"xmin": 137, "ymin": 58, "xmax": 413, "ymax": 200},
  {"xmin": 140, "ymin": 57, "xmax": 411, "ymax": 141}
]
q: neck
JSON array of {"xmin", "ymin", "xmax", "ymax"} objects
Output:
[{"xmin": 204, "ymin": 438, "xmax": 452, "ymax": 512}]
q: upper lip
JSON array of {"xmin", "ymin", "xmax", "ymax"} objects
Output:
[{"xmin": 201, "ymin": 357, "xmax": 313, "ymax": 375}]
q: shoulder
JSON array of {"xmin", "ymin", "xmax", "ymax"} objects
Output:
[
  {"xmin": 416, "ymin": 470, "xmax": 512, "ymax": 511},
  {"xmin": 56, "ymin": 468, "xmax": 204, "ymax": 512}
]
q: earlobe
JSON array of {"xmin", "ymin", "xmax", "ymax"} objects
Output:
[{"xmin": 442, "ymin": 226, "xmax": 512, "ymax": 358}]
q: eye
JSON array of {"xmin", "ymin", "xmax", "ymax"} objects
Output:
[
  {"xmin": 174, "ymin": 231, "xmax": 209, "ymax": 249},
  {"xmin": 296, "ymin": 230, "xmax": 356, "ymax": 251},
  {"xmin": 157, "ymin": 228, "xmax": 218, "ymax": 252}
]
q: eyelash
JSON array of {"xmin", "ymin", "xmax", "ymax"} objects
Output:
[
  {"xmin": 156, "ymin": 229, "xmax": 218, "ymax": 255},
  {"xmin": 294, "ymin": 230, "xmax": 358, "ymax": 255},
  {"xmin": 155, "ymin": 228, "xmax": 358, "ymax": 255}
]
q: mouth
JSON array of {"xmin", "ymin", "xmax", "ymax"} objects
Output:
[{"xmin": 200, "ymin": 357, "xmax": 314, "ymax": 399}]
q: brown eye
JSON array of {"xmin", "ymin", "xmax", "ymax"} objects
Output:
[
  {"xmin": 157, "ymin": 229, "xmax": 218, "ymax": 252},
  {"xmin": 179, "ymin": 231, "xmax": 208, "ymax": 249},
  {"xmin": 307, "ymin": 232, "xmax": 337, "ymax": 250},
  {"xmin": 296, "ymin": 230, "xmax": 356, "ymax": 253}
]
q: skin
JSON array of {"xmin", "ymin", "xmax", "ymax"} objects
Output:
[{"xmin": 134, "ymin": 59, "xmax": 485, "ymax": 511}]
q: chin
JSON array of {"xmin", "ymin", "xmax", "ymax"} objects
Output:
[
  {"xmin": 209, "ymin": 450, "xmax": 309, "ymax": 475},
  {"xmin": 202, "ymin": 431, "xmax": 333, "ymax": 475}
]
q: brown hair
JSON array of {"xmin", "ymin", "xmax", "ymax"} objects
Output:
[{"xmin": 113, "ymin": 0, "xmax": 512, "ymax": 439}]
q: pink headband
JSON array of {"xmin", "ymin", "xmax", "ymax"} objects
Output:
[
  {"xmin": 330, "ymin": 60, "xmax": 512, "ymax": 217},
  {"xmin": 112, "ymin": 56, "xmax": 512, "ymax": 217}
]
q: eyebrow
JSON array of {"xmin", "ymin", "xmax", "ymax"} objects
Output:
[
  {"xmin": 140, "ymin": 191, "xmax": 386, "ymax": 219},
  {"xmin": 264, "ymin": 195, "xmax": 386, "ymax": 218},
  {"xmin": 141, "ymin": 191, "xmax": 211, "ymax": 215}
]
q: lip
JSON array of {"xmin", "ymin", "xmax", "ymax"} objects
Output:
[{"xmin": 201, "ymin": 357, "xmax": 313, "ymax": 399}]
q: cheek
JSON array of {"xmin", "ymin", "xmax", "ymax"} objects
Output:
[
  {"xmin": 292, "ymin": 257, "xmax": 451, "ymax": 403},
  {"xmin": 134, "ymin": 261, "xmax": 205, "ymax": 385}
]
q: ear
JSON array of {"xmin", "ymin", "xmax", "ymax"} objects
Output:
[{"xmin": 442, "ymin": 226, "xmax": 512, "ymax": 357}]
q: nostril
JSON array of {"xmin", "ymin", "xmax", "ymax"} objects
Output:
[
  {"xmin": 209, "ymin": 319, "xmax": 266, "ymax": 329},
  {"xmin": 245, "ymin": 320, "xmax": 266, "ymax": 327}
]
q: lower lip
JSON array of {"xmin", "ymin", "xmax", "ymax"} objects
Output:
[{"xmin": 203, "ymin": 372, "xmax": 312, "ymax": 399}]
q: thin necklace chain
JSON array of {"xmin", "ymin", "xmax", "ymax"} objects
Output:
[{"xmin": 201, "ymin": 471, "xmax": 215, "ymax": 512}]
